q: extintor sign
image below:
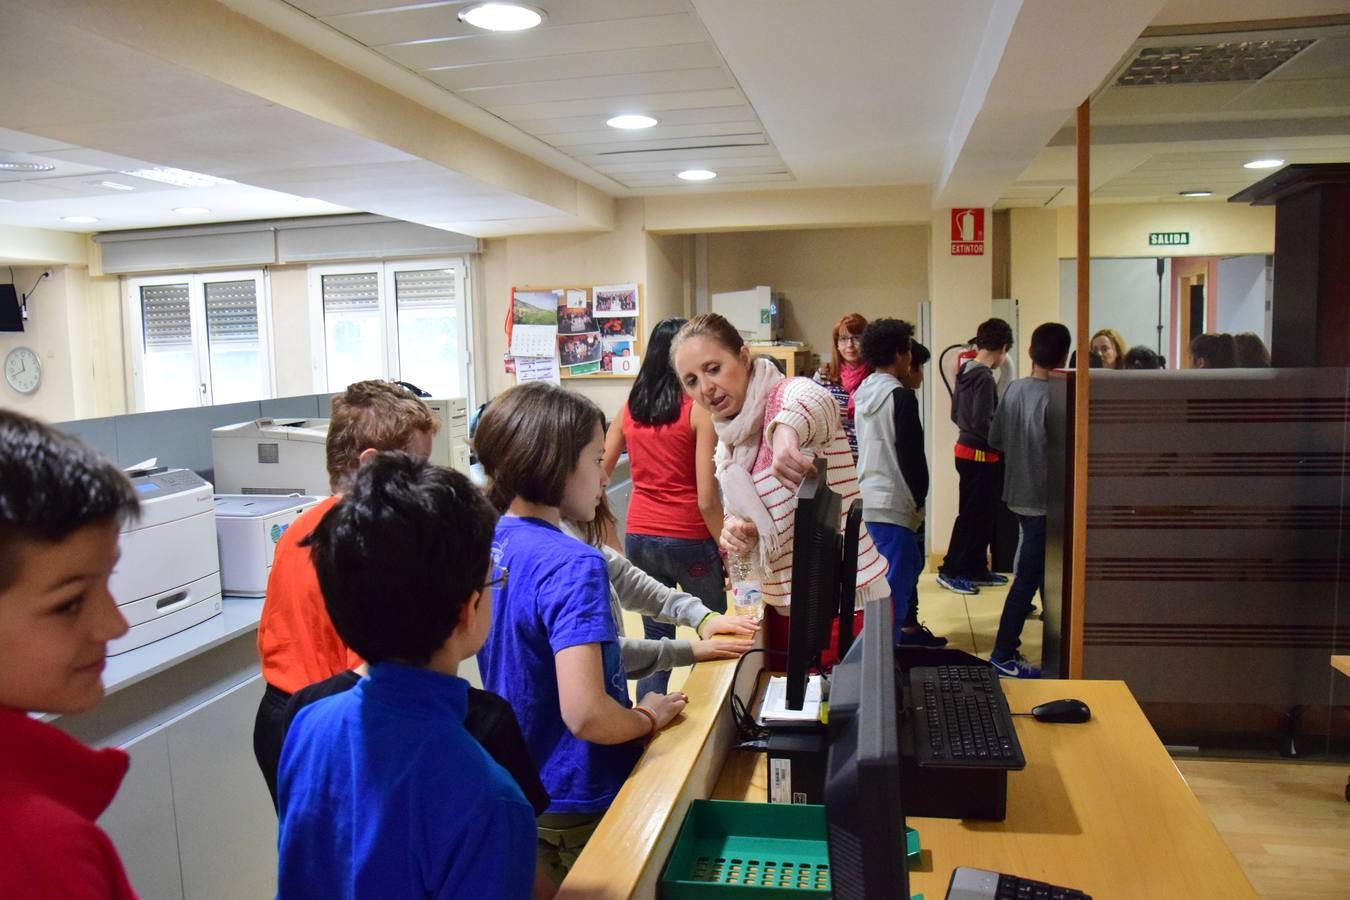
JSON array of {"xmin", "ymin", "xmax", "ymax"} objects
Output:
[{"xmin": 951, "ymin": 208, "xmax": 985, "ymax": 255}]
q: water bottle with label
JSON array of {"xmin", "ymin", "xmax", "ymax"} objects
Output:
[{"xmin": 729, "ymin": 552, "xmax": 764, "ymax": 621}]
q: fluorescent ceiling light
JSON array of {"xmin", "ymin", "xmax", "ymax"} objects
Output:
[
  {"xmin": 458, "ymin": 3, "xmax": 545, "ymax": 31},
  {"xmin": 120, "ymin": 167, "xmax": 234, "ymax": 188},
  {"xmin": 93, "ymin": 180, "xmax": 135, "ymax": 191},
  {"xmin": 607, "ymin": 114, "xmax": 658, "ymax": 130},
  {"xmin": 61, "ymin": 215, "xmax": 99, "ymax": 223},
  {"xmin": 1242, "ymin": 158, "xmax": 1284, "ymax": 170},
  {"xmin": 0, "ymin": 160, "xmax": 55, "ymax": 172},
  {"xmin": 677, "ymin": 169, "xmax": 717, "ymax": 182},
  {"xmin": 1178, "ymin": 190, "xmax": 1212, "ymax": 197},
  {"xmin": 173, "ymin": 207, "xmax": 210, "ymax": 215}
]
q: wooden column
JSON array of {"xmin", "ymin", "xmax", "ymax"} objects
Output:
[{"xmin": 1069, "ymin": 99, "xmax": 1091, "ymax": 678}]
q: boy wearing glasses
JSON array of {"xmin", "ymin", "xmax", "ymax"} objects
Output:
[{"xmin": 276, "ymin": 452, "xmax": 536, "ymax": 898}]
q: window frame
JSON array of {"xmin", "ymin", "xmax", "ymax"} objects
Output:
[{"xmin": 125, "ymin": 268, "xmax": 275, "ymax": 412}]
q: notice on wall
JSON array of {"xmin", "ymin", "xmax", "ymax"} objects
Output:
[
  {"xmin": 515, "ymin": 355, "xmax": 560, "ymax": 385},
  {"xmin": 950, "ymin": 208, "xmax": 985, "ymax": 256}
]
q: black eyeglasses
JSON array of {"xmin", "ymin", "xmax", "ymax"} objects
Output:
[
  {"xmin": 836, "ymin": 335, "xmax": 861, "ymax": 345},
  {"xmin": 484, "ymin": 565, "xmax": 508, "ymax": 593}
]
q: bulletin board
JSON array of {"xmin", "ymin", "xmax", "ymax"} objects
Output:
[{"xmin": 505, "ymin": 283, "xmax": 644, "ymax": 382}]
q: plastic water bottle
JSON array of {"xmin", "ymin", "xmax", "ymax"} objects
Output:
[{"xmin": 729, "ymin": 552, "xmax": 764, "ymax": 621}]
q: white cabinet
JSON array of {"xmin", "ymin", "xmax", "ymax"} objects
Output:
[{"xmin": 100, "ymin": 730, "xmax": 184, "ymax": 900}]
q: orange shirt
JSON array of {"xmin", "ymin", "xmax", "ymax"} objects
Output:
[{"xmin": 257, "ymin": 496, "xmax": 360, "ymax": 694}]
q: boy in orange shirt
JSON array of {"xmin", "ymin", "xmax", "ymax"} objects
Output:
[{"xmin": 252, "ymin": 380, "xmax": 437, "ymax": 804}]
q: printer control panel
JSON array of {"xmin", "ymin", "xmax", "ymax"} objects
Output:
[{"xmin": 132, "ymin": 468, "xmax": 209, "ymax": 498}]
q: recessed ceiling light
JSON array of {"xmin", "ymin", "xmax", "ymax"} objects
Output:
[
  {"xmin": 173, "ymin": 207, "xmax": 210, "ymax": 215},
  {"xmin": 61, "ymin": 216, "xmax": 99, "ymax": 224},
  {"xmin": 93, "ymin": 180, "xmax": 136, "ymax": 191},
  {"xmin": 1243, "ymin": 158, "xmax": 1284, "ymax": 170},
  {"xmin": 120, "ymin": 167, "xmax": 234, "ymax": 188},
  {"xmin": 606, "ymin": 114, "xmax": 658, "ymax": 130},
  {"xmin": 1178, "ymin": 190, "xmax": 1212, "ymax": 197},
  {"xmin": 677, "ymin": 169, "xmax": 717, "ymax": 182},
  {"xmin": 458, "ymin": 3, "xmax": 545, "ymax": 31},
  {"xmin": 0, "ymin": 160, "xmax": 56, "ymax": 172}
]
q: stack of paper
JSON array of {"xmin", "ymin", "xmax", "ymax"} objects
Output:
[{"xmin": 758, "ymin": 674, "xmax": 824, "ymax": 725}]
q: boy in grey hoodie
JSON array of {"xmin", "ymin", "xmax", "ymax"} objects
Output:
[{"xmin": 855, "ymin": 319, "xmax": 933, "ymax": 646}]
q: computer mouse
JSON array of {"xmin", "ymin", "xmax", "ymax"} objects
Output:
[{"xmin": 1031, "ymin": 698, "xmax": 1091, "ymax": 724}]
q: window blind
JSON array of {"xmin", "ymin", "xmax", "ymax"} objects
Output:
[
  {"xmin": 140, "ymin": 283, "xmax": 192, "ymax": 349},
  {"xmin": 322, "ymin": 272, "xmax": 379, "ymax": 313},
  {"xmin": 394, "ymin": 268, "xmax": 456, "ymax": 311},
  {"xmin": 204, "ymin": 280, "xmax": 259, "ymax": 344}
]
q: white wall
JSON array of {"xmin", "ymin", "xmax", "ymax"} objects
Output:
[
  {"xmin": 1060, "ymin": 258, "xmax": 1172, "ymax": 358},
  {"xmin": 1216, "ymin": 255, "xmax": 1270, "ymax": 341}
]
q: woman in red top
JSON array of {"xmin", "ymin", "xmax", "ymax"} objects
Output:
[{"xmin": 603, "ymin": 317, "xmax": 726, "ymax": 696}]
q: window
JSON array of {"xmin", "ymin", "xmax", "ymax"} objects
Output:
[
  {"xmin": 308, "ymin": 259, "xmax": 471, "ymax": 400},
  {"xmin": 126, "ymin": 270, "xmax": 274, "ymax": 411}
]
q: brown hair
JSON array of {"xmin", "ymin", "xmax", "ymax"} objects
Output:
[
  {"xmin": 1233, "ymin": 332, "xmax": 1270, "ymax": 367},
  {"xmin": 1189, "ymin": 332, "xmax": 1237, "ymax": 369},
  {"xmin": 1090, "ymin": 329, "xmax": 1127, "ymax": 370},
  {"xmin": 823, "ymin": 312, "xmax": 868, "ymax": 382},
  {"xmin": 472, "ymin": 382, "xmax": 603, "ymax": 513},
  {"xmin": 573, "ymin": 492, "xmax": 617, "ymax": 549},
  {"xmin": 326, "ymin": 381, "xmax": 438, "ymax": 492},
  {"xmin": 670, "ymin": 312, "xmax": 746, "ymax": 363}
]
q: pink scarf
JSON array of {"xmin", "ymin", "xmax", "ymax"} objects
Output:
[
  {"xmin": 840, "ymin": 361, "xmax": 870, "ymax": 419},
  {"xmin": 713, "ymin": 358, "xmax": 786, "ymax": 574}
]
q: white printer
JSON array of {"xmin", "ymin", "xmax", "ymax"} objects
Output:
[
  {"xmin": 108, "ymin": 469, "xmax": 222, "ymax": 656},
  {"xmin": 426, "ymin": 397, "xmax": 471, "ymax": 475},
  {"xmin": 212, "ymin": 418, "xmax": 331, "ymax": 496},
  {"xmin": 214, "ymin": 494, "xmax": 322, "ymax": 597}
]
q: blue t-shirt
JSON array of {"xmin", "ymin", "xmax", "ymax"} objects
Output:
[
  {"xmin": 477, "ymin": 515, "xmax": 642, "ymax": 814},
  {"xmin": 277, "ymin": 663, "xmax": 536, "ymax": 899}
]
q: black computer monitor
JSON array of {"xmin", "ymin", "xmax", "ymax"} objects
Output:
[
  {"xmin": 0, "ymin": 284, "xmax": 23, "ymax": 332},
  {"xmin": 824, "ymin": 594, "xmax": 908, "ymax": 899},
  {"xmin": 786, "ymin": 457, "xmax": 863, "ymax": 710}
]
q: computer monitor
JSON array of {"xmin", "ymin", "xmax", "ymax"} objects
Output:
[
  {"xmin": 824, "ymin": 594, "xmax": 908, "ymax": 899},
  {"xmin": 785, "ymin": 457, "xmax": 863, "ymax": 710}
]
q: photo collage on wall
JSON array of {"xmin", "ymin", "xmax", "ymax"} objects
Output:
[
  {"xmin": 508, "ymin": 283, "xmax": 641, "ymax": 381},
  {"xmin": 593, "ymin": 283, "xmax": 639, "ymax": 373}
]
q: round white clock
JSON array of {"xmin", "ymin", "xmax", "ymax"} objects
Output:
[{"xmin": 4, "ymin": 346, "xmax": 42, "ymax": 394}]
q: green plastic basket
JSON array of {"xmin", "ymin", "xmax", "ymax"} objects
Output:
[{"xmin": 661, "ymin": 800, "xmax": 924, "ymax": 899}]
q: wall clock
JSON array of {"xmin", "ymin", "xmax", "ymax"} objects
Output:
[{"xmin": 4, "ymin": 346, "xmax": 42, "ymax": 394}]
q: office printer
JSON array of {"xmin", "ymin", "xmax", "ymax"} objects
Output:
[
  {"xmin": 214, "ymin": 494, "xmax": 321, "ymax": 597},
  {"xmin": 107, "ymin": 469, "xmax": 223, "ymax": 656},
  {"xmin": 212, "ymin": 418, "xmax": 331, "ymax": 496}
]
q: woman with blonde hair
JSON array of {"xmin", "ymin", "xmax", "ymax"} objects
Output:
[
  {"xmin": 813, "ymin": 312, "xmax": 870, "ymax": 460},
  {"xmin": 1090, "ymin": 329, "xmax": 1127, "ymax": 370}
]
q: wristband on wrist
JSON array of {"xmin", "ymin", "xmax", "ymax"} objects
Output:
[
  {"xmin": 634, "ymin": 705, "xmax": 658, "ymax": 740},
  {"xmin": 696, "ymin": 611, "xmax": 717, "ymax": 638}
]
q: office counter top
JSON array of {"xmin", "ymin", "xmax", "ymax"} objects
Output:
[
  {"xmin": 1333, "ymin": 655, "xmax": 1350, "ymax": 678},
  {"xmin": 716, "ymin": 679, "xmax": 1256, "ymax": 899}
]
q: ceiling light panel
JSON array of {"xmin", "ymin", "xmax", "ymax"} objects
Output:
[
  {"xmin": 1116, "ymin": 40, "xmax": 1316, "ymax": 86},
  {"xmin": 459, "ymin": 4, "xmax": 545, "ymax": 33}
]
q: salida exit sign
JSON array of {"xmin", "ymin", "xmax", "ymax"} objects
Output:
[{"xmin": 1149, "ymin": 231, "xmax": 1190, "ymax": 246}]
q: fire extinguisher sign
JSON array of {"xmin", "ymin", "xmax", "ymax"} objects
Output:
[{"xmin": 951, "ymin": 208, "xmax": 985, "ymax": 256}]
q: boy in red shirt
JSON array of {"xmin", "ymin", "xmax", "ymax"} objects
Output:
[
  {"xmin": 252, "ymin": 380, "xmax": 438, "ymax": 804},
  {"xmin": 0, "ymin": 410, "xmax": 142, "ymax": 899}
]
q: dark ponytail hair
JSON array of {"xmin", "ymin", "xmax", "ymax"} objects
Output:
[{"xmin": 628, "ymin": 317, "xmax": 687, "ymax": 426}]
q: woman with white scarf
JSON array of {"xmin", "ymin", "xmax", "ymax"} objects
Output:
[{"xmin": 670, "ymin": 313, "xmax": 889, "ymax": 664}]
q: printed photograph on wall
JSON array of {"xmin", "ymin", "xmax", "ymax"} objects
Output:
[
  {"xmin": 511, "ymin": 290, "xmax": 558, "ymax": 326},
  {"xmin": 559, "ymin": 331, "xmax": 603, "ymax": 367},
  {"xmin": 557, "ymin": 288, "xmax": 598, "ymax": 336},
  {"xmin": 593, "ymin": 283, "xmax": 639, "ymax": 316},
  {"xmin": 597, "ymin": 316, "xmax": 638, "ymax": 339},
  {"xmin": 600, "ymin": 339, "xmax": 634, "ymax": 372}
]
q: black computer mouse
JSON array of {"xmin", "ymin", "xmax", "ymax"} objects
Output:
[{"xmin": 1031, "ymin": 698, "xmax": 1092, "ymax": 724}]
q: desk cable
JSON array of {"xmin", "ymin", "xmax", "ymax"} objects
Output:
[{"xmin": 728, "ymin": 648, "xmax": 770, "ymax": 749}]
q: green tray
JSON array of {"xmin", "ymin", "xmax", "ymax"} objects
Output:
[{"xmin": 660, "ymin": 800, "xmax": 922, "ymax": 899}]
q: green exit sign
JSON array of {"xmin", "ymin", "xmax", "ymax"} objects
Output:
[{"xmin": 1149, "ymin": 231, "xmax": 1190, "ymax": 246}]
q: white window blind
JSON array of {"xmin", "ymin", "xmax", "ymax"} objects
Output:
[
  {"xmin": 141, "ymin": 283, "xmax": 192, "ymax": 349},
  {"xmin": 394, "ymin": 268, "xmax": 455, "ymax": 310},
  {"xmin": 322, "ymin": 272, "xmax": 379, "ymax": 312},
  {"xmin": 204, "ymin": 280, "xmax": 259, "ymax": 344}
]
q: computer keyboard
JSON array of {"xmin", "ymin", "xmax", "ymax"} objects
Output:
[
  {"xmin": 945, "ymin": 867, "xmax": 1090, "ymax": 900},
  {"xmin": 909, "ymin": 665, "xmax": 1025, "ymax": 769}
]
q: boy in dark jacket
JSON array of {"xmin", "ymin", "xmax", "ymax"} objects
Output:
[{"xmin": 937, "ymin": 318, "xmax": 1012, "ymax": 595}]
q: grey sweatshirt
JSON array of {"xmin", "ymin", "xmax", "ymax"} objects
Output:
[
  {"xmin": 952, "ymin": 359, "xmax": 998, "ymax": 451},
  {"xmin": 854, "ymin": 372, "xmax": 927, "ymax": 530},
  {"xmin": 988, "ymin": 377, "xmax": 1049, "ymax": 516},
  {"xmin": 560, "ymin": 523, "xmax": 713, "ymax": 679}
]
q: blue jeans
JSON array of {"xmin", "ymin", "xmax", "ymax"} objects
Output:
[
  {"xmin": 624, "ymin": 533, "xmax": 726, "ymax": 696},
  {"xmin": 865, "ymin": 521, "xmax": 921, "ymax": 646},
  {"xmin": 992, "ymin": 515, "xmax": 1046, "ymax": 662}
]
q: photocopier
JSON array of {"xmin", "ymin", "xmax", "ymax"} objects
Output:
[
  {"xmin": 211, "ymin": 418, "xmax": 330, "ymax": 496},
  {"xmin": 107, "ymin": 469, "xmax": 223, "ymax": 656}
]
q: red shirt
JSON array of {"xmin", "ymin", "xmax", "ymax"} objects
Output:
[
  {"xmin": 0, "ymin": 706, "xmax": 137, "ymax": 899},
  {"xmin": 257, "ymin": 496, "xmax": 361, "ymax": 694},
  {"xmin": 623, "ymin": 396, "xmax": 713, "ymax": 541}
]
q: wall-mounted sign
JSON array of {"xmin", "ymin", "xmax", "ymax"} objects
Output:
[
  {"xmin": 1149, "ymin": 231, "xmax": 1190, "ymax": 247},
  {"xmin": 951, "ymin": 208, "xmax": 985, "ymax": 256}
]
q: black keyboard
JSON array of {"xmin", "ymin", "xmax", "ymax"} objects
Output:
[
  {"xmin": 946, "ymin": 867, "xmax": 1090, "ymax": 900},
  {"xmin": 909, "ymin": 665, "xmax": 1025, "ymax": 769}
]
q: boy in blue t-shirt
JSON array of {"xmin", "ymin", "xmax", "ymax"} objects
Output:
[{"xmin": 277, "ymin": 452, "xmax": 536, "ymax": 899}]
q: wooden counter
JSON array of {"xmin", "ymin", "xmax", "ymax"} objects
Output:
[
  {"xmin": 1333, "ymin": 655, "xmax": 1350, "ymax": 678},
  {"xmin": 716, "ymin": 679, "xmax": 1255, "ymax": 899},
  {"xmin": 748, "ymin": 344, "xmax": 813, "ymax": 377}
]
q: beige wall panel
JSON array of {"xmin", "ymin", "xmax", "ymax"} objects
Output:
[
  {"xmin": 1010, "ymin": 208, "xmax": 1063, "ymax": 345},
  {"xmin": 644, "ymin": 186, "xmax": 932, "ymax": 234},
  {"xmin": 0, "ymin": 266, "xmax": 78, "ymax": 421},
  {"xmin": 1057, "ymin": 203, "xmax": 1275, "ymax": 258},
  {"xmin": 266, "ymin": 265, "xmax": 315, "ymax": 398}
]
